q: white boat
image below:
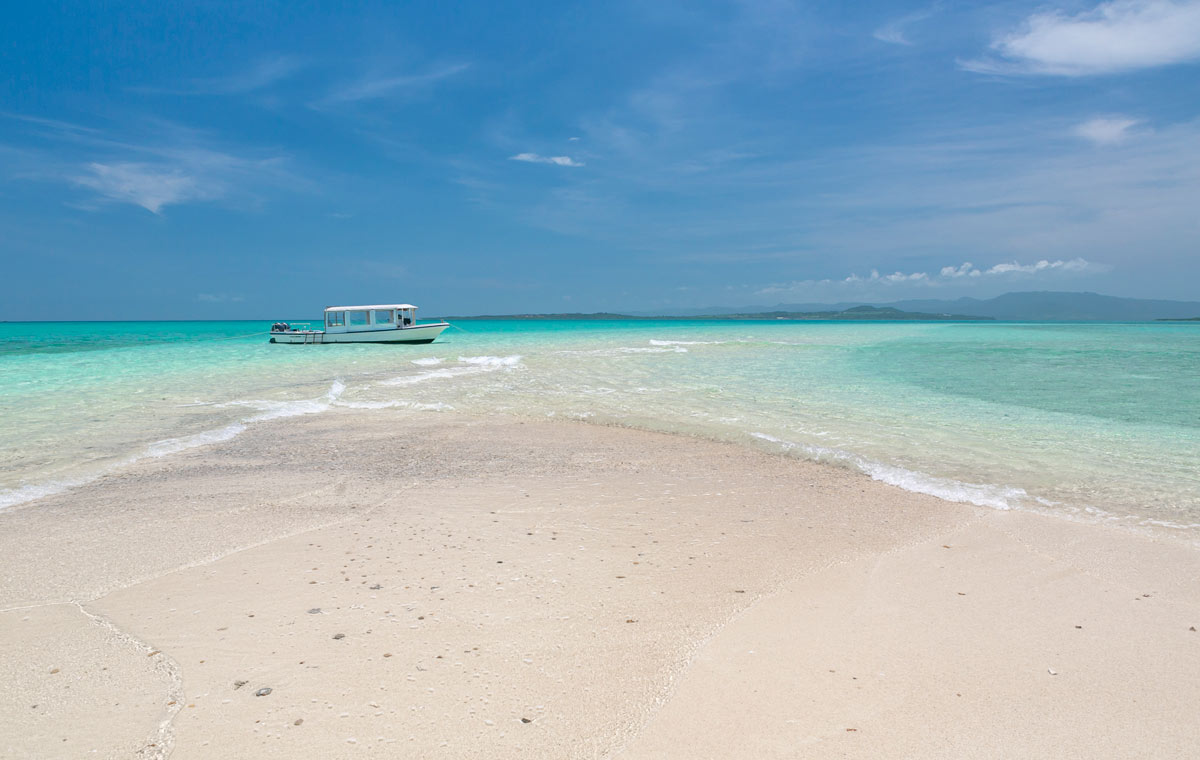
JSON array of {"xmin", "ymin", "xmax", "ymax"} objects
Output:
[{"xmin": 270, "ymin": 304, "xmax": 449, "ymax": 344}]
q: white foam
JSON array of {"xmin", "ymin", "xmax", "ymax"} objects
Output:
[
  {"xmin": 750, "ymin": 432, "xmax": 1027, "ymax": 511},
  {"xmin": 554, "ymin": 346, "xmax": 687, "ymax": 357},
  {"xmin": 214, "ymin": 379, "xmax": 345, "ymax": 424},
  {"xmin": 459, "ymin": 355, "xmax": 523, "ymax": 367},
  {"xmin": 411, "ymin": 357, "xmax": 443, "ymax": 366},
  {"xmin": 336, "ymin": 400, "xmax": 454, "ymax": 411},
  {"xmin": 145, "ymin": 422, "xmax": 248, "ymax": 458},
  {"xmin": 381, "ymin": 367, "xmax": 477, "ymax": 386},
  {"xmin": 624, "ymin": 346, "xmax": 687, "ymax": 353},
  {"xmin": 381, "ymin": 355, "xmax": 523, "ymax": 386},
  {"xmin": 648, "ymin": 339, "xmax": 724, "ymax": 346},
  {"xmin": 0, "ymin": 480, "xmax": 86, "ymax": 511}
]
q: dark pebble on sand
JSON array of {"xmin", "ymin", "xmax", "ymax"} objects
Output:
[
  {"xmin": 255, "ymin": 687, "xmax": 272, "ymax": 697},
  {"xmin": 521, "ymin": 718, "xmax": 532, "ymax": 723},
  {"xmin": 333, "ymin": 633, "xmax": 345, "ymax": 640},
  {"xmin": 294, "ymin": 719, "xmax": 303, "ymax": 726},
  {"xmin": 308, "ymin": 608, "xmax": 321, "ymax": 614},
  {"xmin": 234, "ymin": 680, "xmax": 247, "ymax": 690},
  {"xmin": 370, "ymin": 584, "xmax": 382, "ymax": 590}
]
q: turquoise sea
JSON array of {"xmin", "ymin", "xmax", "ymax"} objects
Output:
[{"xmin": 2, "ymin": 319, "xmax": 1198, "ymax": 538}]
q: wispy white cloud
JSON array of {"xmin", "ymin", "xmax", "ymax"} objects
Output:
[
  {"xmin": 509, "ymin": 153, "xmax": 585, "ymax": 167},
  {"xmin": 0, "ymin": 112, "xmax": 102, "ymax": 137},
  {"xmin": 65, "ymin": 146, "xmax": 297, "ymax": 214},
  {"xmin": 1073, "ymin": 116, "xmax": 1142, "ymax": 145},
  {"xmin": 873, "ymin": 8, "xmax": 935, "ymax": 46},
  {"xmin": 963, "ymin": 0, "xmax": 1200, "ymax": 76},
  {"xmin": 321, "ymin": 63, "xmax": 470, "ymax": 104},
  {"xmin": 134, "ymin": 56, "xmax": 305, "ymax": 95},
  {"xmin": 2, "ymin": 112, "xmax": 304, "ymax": 214},
  {"xmin": 208, "ymin": 56, "xmax": 305, "ymax": 94},
  {"xmin": 72, "ymin": 162, "xmax": 213, "ymax": 214}
]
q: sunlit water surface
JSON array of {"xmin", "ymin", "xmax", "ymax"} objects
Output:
[{"xmin": 2, "ymin": 320, "xmax": 1197, "ymax": 538}]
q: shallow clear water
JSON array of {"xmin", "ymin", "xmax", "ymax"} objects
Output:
[{"xmin": 2, "ymin": 319, "xmax": 1197, "ymax": 536}]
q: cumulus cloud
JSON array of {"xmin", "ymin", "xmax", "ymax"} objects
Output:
[
  {"xmin": 758, "ymin": 258, "xmax": 1105, "ymax": 296},
  {"xmin": 1073, "ymin": 116, "xmax": 1142, "ymax": 145},
  {"xmin": 509, "ymin": 153, "xmax": 585, "ymax": 167},
  {"xmin": 939, "ymin": 258, "xmax": 1102, "ymax": 277},
  {"xmin": 963, "ymin": 0, "xmax": 1200, "ymax": 76},
  {"xmin": 845, "ymin": 269, "xmax": 929, "ymax": 284}
]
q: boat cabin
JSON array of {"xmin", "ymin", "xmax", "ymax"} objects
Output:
[{"xmin": 323, "ymin": 304, "xmax": 419, "ymax": 333}]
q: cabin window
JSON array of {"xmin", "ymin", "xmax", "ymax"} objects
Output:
[
  {"xmin": 349, "ymin": 310, "xmax": 369, "ymax": 326},
  {"xmin": 326, "ymin": 311, "xmax": 345, "ymax": 327},
  {"xmin": 373, "ymin": 310, "xmax": 394, "ymax": 324}
]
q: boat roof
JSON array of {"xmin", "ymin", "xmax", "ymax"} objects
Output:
[{"xmin": 325, "ymin": 304, "xmax": 418, "ymax": 311}]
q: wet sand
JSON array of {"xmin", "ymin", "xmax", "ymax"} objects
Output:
[{"xmin": 1, "ymin": 409, "xmax": 1198, "ymax": 758}]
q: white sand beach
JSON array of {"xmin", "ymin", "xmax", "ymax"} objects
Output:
[{"xmin": 2, "ymin": 410, "xmax": 1198, "ymax": 759}]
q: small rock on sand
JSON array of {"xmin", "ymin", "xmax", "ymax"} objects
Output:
[
  {"xmin": 294, "ymin": 719, "xmax": 304, "ymax": 726},
  {"xmin": 308, "ymin": 608, "xmax": 322, "ymax": 614},
  {"xmin": 233, "ymin": 680, "xmax": 247, "ymax": 690},
  {"xmin": 333, "ymin": 633, "xmax": 346, "ymax": 640},
  {"xmin": 255, "ymin": 687, "xmax": 273, "ymax": 697}
]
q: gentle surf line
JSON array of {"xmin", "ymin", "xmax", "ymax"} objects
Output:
[
  {"xmin": 380, "ymin": 355, "xmax": 523, "ymax": 386},
  {"xmin": 0, "ymin": 380, "xmax": 346, "ymax": 512},
  {"xmin": 749, "ymin": 432, "xmax": 1029, "ymax": 511}
]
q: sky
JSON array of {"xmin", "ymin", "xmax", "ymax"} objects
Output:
[{"xmin": 2, "ymin": 0, "xmax": 1199, "ymax": 319}]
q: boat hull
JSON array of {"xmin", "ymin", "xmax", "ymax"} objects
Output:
[{"xmin": 270, "ymin": 323, "xmax": 449, "ymax": 344}]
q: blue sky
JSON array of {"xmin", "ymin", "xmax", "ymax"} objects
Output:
[{"xmin": 2, "ymin": 0, "xmax": 1199, "ymax": 318}]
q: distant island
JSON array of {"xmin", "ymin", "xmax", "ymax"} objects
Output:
[
  {"xmin": 445, "ymin": 305, "xmax": 992, "ymax": 321},
  {"xmin": 632, "ymin": 291, "xmax": 1200, "ymax": 322},
  {"xmin": 441, "ymin": 291, "xmax": 1200, "ymax": 322}
]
